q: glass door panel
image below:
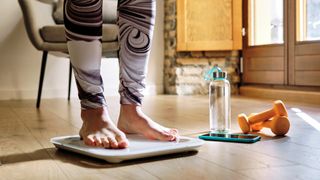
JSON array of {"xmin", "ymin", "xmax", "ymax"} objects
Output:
[
  {"xmin": 296, "ymin": 0, "xmax": 320, "ymax": 41},
  {"xmin": 248, "ymin": 0, "xmax": 284, "ymax": 46},
  {"xmin": 293, "ymin": 0, "xmax": 320, "ymax": 86},
  {"xmin": 243, "ymin": 0, "xmax": 285, "ymax": 85}
]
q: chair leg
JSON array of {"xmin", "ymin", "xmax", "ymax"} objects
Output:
[
  {"xmin": 68, "ymin": 61, "xmax": 72, "ymax": 101},
  {"xmin": 36, "ymin": 51, "xmax": 48, "ymax": 108}
]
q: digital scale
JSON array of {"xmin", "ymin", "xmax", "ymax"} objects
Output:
[{"xmin": 51, "ymin": 135, "xmax": 204, "ymax": 163}]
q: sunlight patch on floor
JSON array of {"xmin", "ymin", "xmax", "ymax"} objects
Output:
[{"xmin": 291, "ymin": 108, "xmax": 320, "ymax": 132}]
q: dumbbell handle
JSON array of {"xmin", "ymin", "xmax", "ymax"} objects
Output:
[
  {"xmin": 248, "ymin": 109, "xmax": 275, "ymax": 124},
  {"xmin": 253, "ymin": 119, "xmax": 272, "ymax": 129},
  {"xmin": 262, "ymin": 120, "xmax": 273, "ymax": 128}
]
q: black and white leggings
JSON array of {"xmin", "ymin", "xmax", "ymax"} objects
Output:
[{"xmin": 64, "ymin": 0, "xmax": 155, "ymax": 109}]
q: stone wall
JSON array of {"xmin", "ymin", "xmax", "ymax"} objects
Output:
[{"xmin": 164, "ymin": 0, "xmax": 240, "ymax": 95}]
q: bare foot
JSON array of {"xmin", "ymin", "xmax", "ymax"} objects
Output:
[
  {"xmin": 79, "ymin": 107, "xmax": 129, "ymax": 149},
  {"xmin": 117, "ymin": 104, "xmax": 178, "ymax": 141}
]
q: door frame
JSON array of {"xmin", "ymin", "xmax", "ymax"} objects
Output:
[
  {"xmin": 242, "ymin": 0, "xmax": 287, "ymax": 85},
  {"xmin": 288, "ymin": 0, "xmax": 320, "ymax": 86}
]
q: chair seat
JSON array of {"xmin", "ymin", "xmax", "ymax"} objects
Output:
[{"xmin": 40, "ymin": 24, "xmax": 119, "ymax": 43}]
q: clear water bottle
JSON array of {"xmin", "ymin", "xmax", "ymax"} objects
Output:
[{"xmin": 209, "ymin": 68, "xmax": 231, "ymax": 134}]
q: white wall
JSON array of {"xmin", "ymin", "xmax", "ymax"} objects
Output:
[
  {"xmin": 0, "ymin": 0, "xmax": 164, "ymax": 100},
  {"xmin": 147, "ymin": 0, "xmax": 164, "ymax": 95}
]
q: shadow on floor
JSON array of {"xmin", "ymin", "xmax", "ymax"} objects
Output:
[
  {"xmin": 0, "ymin": 147, "xmax": 198, "ymax": 168},
  {"xmin": 247, "ymin": 131, "xmax": 291, "ymax": 142},
  {"xmin": 193, "ymin": 131, "xmax": 291, "ymax": 143}
]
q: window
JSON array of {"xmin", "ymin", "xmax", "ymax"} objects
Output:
[
  {"xmin": 248, "ymin": 0, "xmax": 284, "ymax": 46},
  {"xmin": 297, "ymin": 0, "xmax": 320, "ymax": 41}
]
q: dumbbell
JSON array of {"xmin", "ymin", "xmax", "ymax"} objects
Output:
[
  {"xmin": 247, "ymin": 113, "xmax": 274, "ymax": 132},
  {"xmin": 248, "ymin": 113, "xmax": 262, "ymax": 131},
  {"xmin": 238, "ymin": 100, "xmax": 288, "ymax": 131},
  {"xmin": 248, "ymin": 100, "xmax": 288, "ymax": 124},
  {"xmin": 238, "ymin": 114, "xmax": 290, "ymax": 136},
  {"xmin": 238, "ymin": 113, "xmax": 254, "ymax": 133},
  {"xmin": 251, "ymin": 116, "xmax": 290, "ymax": 136},
  {"xmin": 238, "ymin": 100, "xmax": 289, "ymax": 135}
]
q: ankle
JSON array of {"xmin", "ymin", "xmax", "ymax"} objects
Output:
[
  {"xmin": 81, "ymin": 107, "xmax": 108, "ymax": 121},
  {"xmin": 121, "ymin": 104, "xmax": 141, "ymax": 113}
]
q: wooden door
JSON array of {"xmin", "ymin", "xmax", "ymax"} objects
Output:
[
  {"xmin": 289, "ymin": 0, "xmax": 320, "ymax": 86},
  {"xmin": 243, "ymin": 0, "xmax": 286, "ymax": 85}
]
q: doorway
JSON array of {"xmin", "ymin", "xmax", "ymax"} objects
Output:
[{"xmin": 243, "ymin": 0, "xmax": 320, "ymax": 87}]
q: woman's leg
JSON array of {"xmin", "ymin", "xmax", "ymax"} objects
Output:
[
  {"xmin": 116, "ymin": 0, "xmax": 178, "ymax": 140},
  {"xmin": 117, "ymin": 0, "xmax": 155, "ymax": 105},
  {"xmin": 64, "ymin": 0, "xmax": 128, "ymax": 148}
]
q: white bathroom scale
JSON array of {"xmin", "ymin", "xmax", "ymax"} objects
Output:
[{"xmin": 51, "ymin": 135, "xmax": 204, "ymax": 163}]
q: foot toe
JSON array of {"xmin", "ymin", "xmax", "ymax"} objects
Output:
[
  {"xmin": 169, "ymin": 129, "xmax": 179, "ymax": 140},
  {"xmin": 93, "ymin": 136, "xmax": 102, "ymax": 147},
  {"xmin": 108, "ymin": 137, "xmax": 118, "ymax": 149},
  {"xmin": 115, "ymin": 133, "xmax": 129, "ymax": 148},
  {"xmin": 101, "ymin": 137, "xmax": 110, "ymax": 148},
  {"xmin": 84, "ymin": 136, "xmax": 95, "ymax": 146}
]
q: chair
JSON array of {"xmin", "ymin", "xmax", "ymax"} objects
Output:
[{"xmin": 18, "ymin": 0, "xmax": 119, "ymax": 108}]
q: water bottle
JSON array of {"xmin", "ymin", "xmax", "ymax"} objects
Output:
[{"xmin": 207, "ymin": 66, "xmax": 231, "ymax": 134}]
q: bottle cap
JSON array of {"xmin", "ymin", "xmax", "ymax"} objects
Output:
[
  {"xmin": 213, "ymin": 71, "xmax": 227, "ymax": 79},
  {"xmin": 204, "ymin": 64, "xmax": 228, "ymax": 81}
]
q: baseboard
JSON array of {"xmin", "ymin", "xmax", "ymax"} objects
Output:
[{"xmin": 240, "ymin": 85, "xmax": 320, "ymax": 104}]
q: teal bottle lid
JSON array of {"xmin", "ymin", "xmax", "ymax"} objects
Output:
[
  {"xmin": 204, "ymin": 64, "xmax": 227, "ymax": 81},
  {"xmin": 213, "ymin": 71, "xmax": 227, "ymax": 80}
]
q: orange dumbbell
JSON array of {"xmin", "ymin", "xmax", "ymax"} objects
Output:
[
  {"xmin": 249, "ymin": 113, "xmax": 262, "ymax": 131},
  {"xmin": 238, "ymin": 113, "xmax": 254, "ymax": 133},
  {"xmin": 238, "ymin": 100, "xmax": 290, "ymax": 136},
  {"xmin": 251, "ymin": 116, "xmax": 290, "ymax": 136},
  {"xmin": 248, "ymin": 100, "xmax": 288, "ymax": 124},
  {"xmin": 238, "ymin": 114, "xmax": 290, "ymax": 136}
]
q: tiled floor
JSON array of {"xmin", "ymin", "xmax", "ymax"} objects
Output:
[{"xmin": 0, "ymin": 95, "xmax": 319, "ymax": 180}]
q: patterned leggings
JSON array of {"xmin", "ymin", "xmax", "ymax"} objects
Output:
[{"xmin": 64, "ymin": 0, "xmax": 156, "ymax": 109}]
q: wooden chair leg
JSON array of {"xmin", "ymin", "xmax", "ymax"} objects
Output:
[
  {"xmin": 68, "ymin": 61, "xmax": 72, "ymax": 101},
  {"xmin": 36, "ymin": 51, "xmax": 48, "ymax": 108}
]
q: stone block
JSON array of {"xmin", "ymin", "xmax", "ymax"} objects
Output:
[
  {"xmin": 168, "ymin": 31, "xmax": 176, "ymax": 38},
  {"xmin": 208, "ymin": 58, "xmax": 226, "ymax": 67},
  {"xmin": 205, "ymin": 51, "xmax": 230, "ymax": 58},
  {"xmin": 176, "ymin": 75, "xmax": 204, "ymax": 84},
  {"xmin": 165, "ymin": 85, "xmax": 177, "ymax": 94},
  {"xmin": 164, "ymin": 20, "xmax": 176, "ymax": 30},
  {"xmin": 225, "ymin": 67, "xmax": 236, "ymax": 74},
  {"xmin": 231, "ymin": 75, "xmax": 241, "ymax": 83},
  {"xmin": 176, "ymin": 52, "xmax": 191, "ymax": 58},
  {"xmin": 176, "ymin": 85, "xmax": 196, "ymax": 95},
  {"xmin": 175, "ymin": 84, "xmax": 210, "ymax": 95},
  {"xmin": 182, "ymin": 66, "xmax": 203, "ymax": 75},
  {"xmin": 191, "ymin": 51, "xmax": 204, "ymax": 58},
  {"xmin": 177, "ymin": 58, "xmax": 209, "ymax": 65},
  {"xmin": 164, "ymin": 59, "xmax": 171, "ymax": 67},
  {"xmin": 165, "ymin": 48, "xmax": 176, "ymax": 57},
  {"xmin": 174, "ymin": 67, "xmax": 182, "ymax": 75}
]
